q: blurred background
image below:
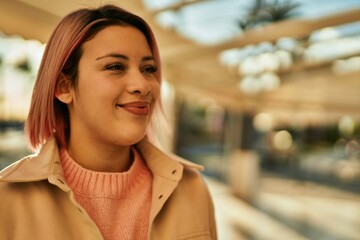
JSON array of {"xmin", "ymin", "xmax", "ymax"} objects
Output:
[{"xmin": 0, "ymin": 0, "xmax": 360, "ymax": 239}]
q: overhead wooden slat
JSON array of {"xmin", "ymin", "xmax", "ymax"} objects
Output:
[
  {"xmin": 0, "ymin": 0, "xmax": 59, "ymax": 42},
  {"xmin": 1, "ymin": 0, "xmax": 359, "ymax": 119},
  {"xmin": 163, "ymin": 7, "xmax": 360, "ymax": 61}
]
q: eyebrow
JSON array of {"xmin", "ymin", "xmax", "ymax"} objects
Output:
[{"xmin": 96, "ymin": 53, "xmax": 154, "ymax": 62}]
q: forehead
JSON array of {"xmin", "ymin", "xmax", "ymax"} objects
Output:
[{"xmin": 82, "ymin": 25, "xmax": 152, "ymax": 57}]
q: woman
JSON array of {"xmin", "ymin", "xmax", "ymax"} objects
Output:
[{"xmin": 0, "ymin": 4, "xmax": 216, "ymax": 240}]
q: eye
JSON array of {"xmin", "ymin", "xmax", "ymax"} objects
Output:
[
  {"xmin": 104, "ymin": 63, "xmax": 125, "ymax": 71},
  {"xmin": 143, "ymin": 65, "xmax": 158, "ymax": 74}
]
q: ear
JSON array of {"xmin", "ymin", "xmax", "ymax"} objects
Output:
[{"xmin": 55, "ymin": 74, "xmax": 73, "ymax": 104}]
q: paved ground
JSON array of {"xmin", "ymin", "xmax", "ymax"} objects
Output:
[{"xmin": 206, "ymin": 176, "xmax": 360, "ymax": 240}]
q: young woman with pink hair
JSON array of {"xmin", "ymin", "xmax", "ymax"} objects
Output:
[{"xmin": 0, "ymin": 4, "xmax": 216, "ymax": 240}]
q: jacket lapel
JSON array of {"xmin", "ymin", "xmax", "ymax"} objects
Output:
[{"xmin": 135, "ymin": 139, "xmax": 203, "ymax": 230}]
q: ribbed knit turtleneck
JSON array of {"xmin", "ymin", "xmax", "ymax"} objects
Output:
[{"xmin": 59, "ymin": 147, "xmax": 152, "ymax": 240}]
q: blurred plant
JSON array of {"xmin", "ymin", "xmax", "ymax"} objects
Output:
[
  {"xmin": 239, "ymin": 0, "xmax": 300, "ymax": 30},
  {"xmin": 15, "ymin": 58, "xmax": 31, "ymax": 72}
]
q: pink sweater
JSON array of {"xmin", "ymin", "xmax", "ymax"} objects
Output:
[{"xmin": 60, "ymin": 148, "xmax": 153, "ymax": 240}]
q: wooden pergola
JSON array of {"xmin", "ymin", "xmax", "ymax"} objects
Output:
[{"xmin": 1, "ymin": 0, "xmax": 360, "ymax": 124}]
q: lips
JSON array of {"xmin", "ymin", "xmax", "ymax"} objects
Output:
[{"xmin": 116, "ymin": 101, "xmax": 150, "ymax": 116}]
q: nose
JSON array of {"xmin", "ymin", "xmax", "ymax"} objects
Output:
[{"xmin": 127, "ymin": 70, "xmax": 152, "ymax": 96}]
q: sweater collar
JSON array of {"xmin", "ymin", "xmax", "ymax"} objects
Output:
[{"xmin": 59, "ymin": 147, "xmax": 152, "ymax": 198}]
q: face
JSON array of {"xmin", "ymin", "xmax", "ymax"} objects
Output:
[{"xmin": 58, "ymin": 25, "xmax": 160, "ymax": 148}]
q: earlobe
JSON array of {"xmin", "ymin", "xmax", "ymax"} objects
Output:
[{"xmin": 55, "ymin": 75, "xmax": 73, "ymax": 104}]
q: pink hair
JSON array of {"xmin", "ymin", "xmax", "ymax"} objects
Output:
[{"xmin": 25, "ymin": 5, "xmax": 162, "ymax": 151}]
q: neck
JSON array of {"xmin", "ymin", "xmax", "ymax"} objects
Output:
[{"xmin": 66, "ymin": 139, "xmax": 133, "ymax": 173}]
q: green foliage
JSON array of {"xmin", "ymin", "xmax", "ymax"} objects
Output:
[{"xmin": 239, "ymin": 0, "xmax": 300, "ymax": 30}]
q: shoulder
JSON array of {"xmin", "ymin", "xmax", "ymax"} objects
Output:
[
  {"xmin": 169, "ymin": 152, "xmax": 204, "ymax": 171},
  {"xmin": 0, "ymin": 174, "xmax": 51, "ymax": 198},
  {"xmin": 176, "ymin": 166, "xmax": 211, "ymax": 200},
  {"xmin": 135, "ymin": 138, "xmax": 204, "ymax": 177},
  {"xmin": 136, "ymin": 139, "xmax": 211, "ymax": 195},
  {"xmin": 0, "ymin": 178, "xmax": 49, "ymax": 219}
]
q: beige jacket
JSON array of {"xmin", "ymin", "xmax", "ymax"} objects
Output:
[{"xmin": 0, "ymin": 138, "xmax": 217, "ymax": 240}]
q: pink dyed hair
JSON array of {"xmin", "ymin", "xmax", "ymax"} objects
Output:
[{"xmin": 25, "ymin": 4, "xmax": 162, "ymax": 151}]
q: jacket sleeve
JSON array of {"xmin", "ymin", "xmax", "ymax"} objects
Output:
[{"xmin": 203, "ymin": 176, "xmax": 217, "ymax": 240}]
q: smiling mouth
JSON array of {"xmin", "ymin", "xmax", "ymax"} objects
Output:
[{"xmin": 116, "ymin": 101, "xmax": 150, "ymax": 116}]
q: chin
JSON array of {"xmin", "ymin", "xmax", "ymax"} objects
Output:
[{"xmin": 116, "ymin": 133, "xmax": 146, "ymax": 146}]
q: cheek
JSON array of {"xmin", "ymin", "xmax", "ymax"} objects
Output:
[
  {"xmin": 151, "ymin": 81, "xmax": 161, "ymax": 100},
  {"xmin": 77, "ymin": 75, "xmax": 115, "ymax": 100}
]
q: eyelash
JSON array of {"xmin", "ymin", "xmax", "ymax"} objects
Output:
[
  {"xmin": 104, "ymin": 63, "xmax": 125, "ymax": 71},
  {"xmin": 104, "ymin": 64, "xmax": 157, "ymax": 74},
  {"xmin": 143, "ymin": 65, "xmax": 158, "ymax": 74}
]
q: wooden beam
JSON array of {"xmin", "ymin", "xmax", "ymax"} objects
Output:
[
  {"xmin": 164, "ymin": 7, "xmax": 360, "ymax": 61},
  {"xmin": 0, "ymin": 0, "xmax": 60, "ymax": 42}
]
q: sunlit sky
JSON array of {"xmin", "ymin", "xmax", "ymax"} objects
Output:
[{"xmin": 143, "ymin": 0, "xmax": 360, "ymax": 45}]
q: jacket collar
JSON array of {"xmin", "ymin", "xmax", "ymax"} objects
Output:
[
  {"xmin": 0, "ymin": 138, "xmax": 59, "ymax": 182},
  {"xmin": 135, "ymin": 138, "xmax": 203, "ymax": 182},
  {"xmin": 0, "ymin": 137, "xmax": 203, "ymax": 184}
]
